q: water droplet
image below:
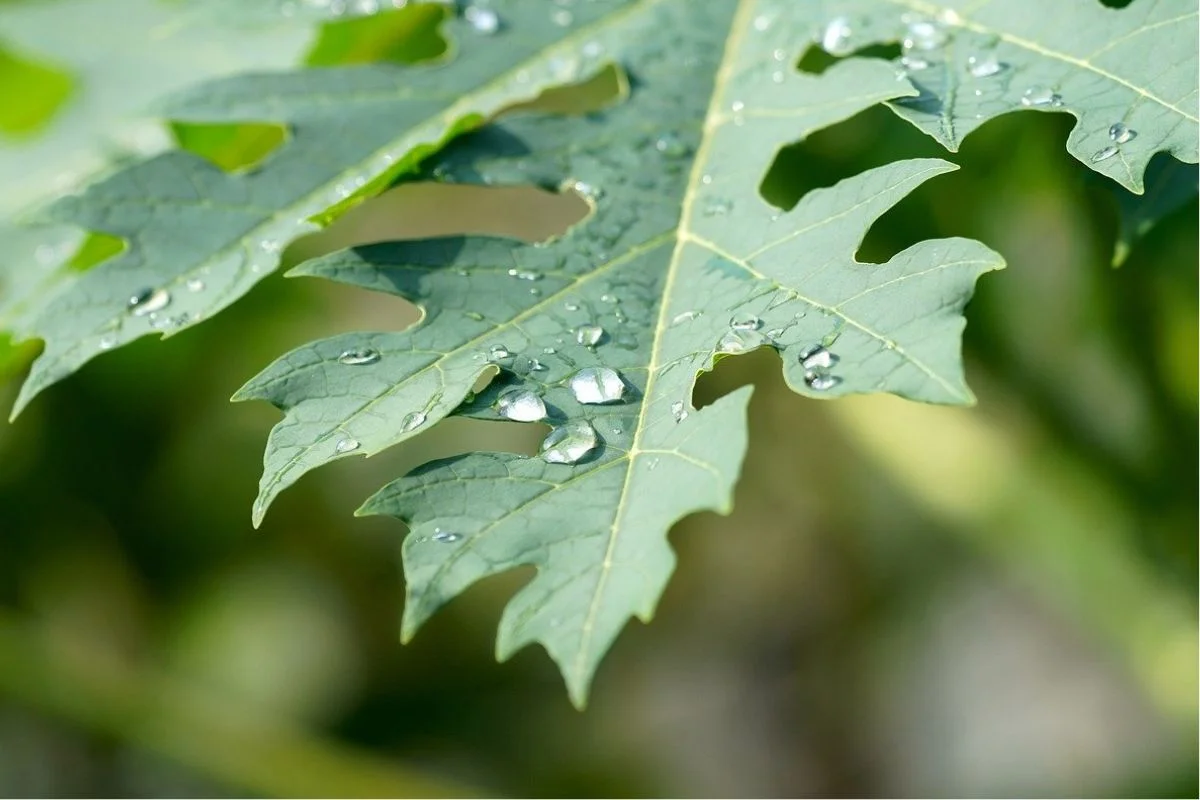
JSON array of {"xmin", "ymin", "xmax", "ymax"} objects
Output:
[
  {"xmin": 464, "ymin": 311, "xmax": 484, "ymax": 321},
  {"xmin": 820, "ymin": 16, "xmax": 854, "ymax": 55},
  {"xmin": 1109, "ymin": 122, "xmax": 1137, "ymax": 144},
  {"xmin": 717, "ymin": 329, "xmax": 767, "ymax": 354},
  {"xmin": 730, "ymin": 100, "xmax": 745, "ymax": 113},
  {"xmin": 702, "ymin": 196, "xmax": 732, "ymax": 216},
  {"xmin": 582, "ymin": 40, "xmax": 604, "ymax": 58},
  {"xmin": 654, "ymin": 133, "xmax": 689, "ymax": 157},
  {"xmin": 600, "ymin": 294, "xmax": 618, "ymax": 304},
  {"xmin": 646, "ymin": 457, "xmax": 660, "ymax": 472},
  {"xmin": 338, "ymin": 347, "xmax": 380, "ymax": 365},
  {"xmin": 773, "ymin": 47, "xmax": 787, "ymax": 61},
  {"xmin": 542, "ymin": 347, "xmax": 557, "ymax": 354},
  {"xmin": 464, "ymin": 5, "xmax": 499, "ymax": 34},
  {"xmin": 572, "ymin": 180, "xmax": 601, "ymax": 200},
  {"xmin": 507, "ymin": 268, "xmax": 541, "ymax": 281},
  {"xmin": 569, "ymin": 367, "xmax": 626, "ymax": 404},
  {"xmin": 729, "ymin": 314, "xmax": 762, "ymax": 331},
  {"xmin": 670, "ymin": 400, "xmax": 688, "ymax": 422},
  {"xmin": 1091, "ymin": 145, "xmax": 1120, "ymax": 163},
  {"xmin": 497, "ymin": 388, "xmax": 547, "ymax": 422},
  {"xmin": 753, "ymin": 13, "xmax": 772, "ymax": 32},
  {"xmin": 402, "ymin": 411, "xmax": 427, "ymax": 432},
  {"xmin": 1021, "ymin": 86, "xmax": 1061, "ymax": 107},
  {"xmin": 551, "ymin": 8, "xmax": 572, "ymax": 26},
  {"xmin": 800, "ymin": 345, "xmax": 839, "ymax": 370},
  {"xmin": 671, "ymin": 310, "xmax": 700, "ymax": 326},
  {"xmin": 967, "ymin": 54, "xmax": 1005, "ymax": 78},
  {"xmin": 900, "ymin": 54, "xmax": 930, "ymax": 70},
  {"xmin": 432, "ymin": 528, "xmax": 462, "ymax": 543},
  {"xmin": 576, "ymin": 324, "xmax": 604, "ymax": 347},
  {"xmin": 128, "ymin": 287, "xmax": 170, "ymax": 316},
  {"xmin": 488, "ymin": 344, "xmax": 511, "ymax": 362},
  {"xmin": 701, "ymin": 174, "xmax": 713, "ymax": 185},
  {"xmin": 540, "ymin": 419, "xmax": 597, "ymax": 464},
  {"xmin": 804, "ymin": 373, "xmax": 842, "ymax": 392},
  {"xmin": 98, "ymin": 334, "xmax": 117, "ymax": 351},
  {"xmin": 904, "ymin": 19, "xmax": 947, "ymax": 50},
  {"xmin": 771, "ymin": 70, "xmax": 786, "ymax": 83},
  {"xmin": 186, "ymin": 278, "xmax": 205, "ymax": 293},
  {"xmin": 336, "ymin": 437, "xmax": 360, "ymax": 453}
]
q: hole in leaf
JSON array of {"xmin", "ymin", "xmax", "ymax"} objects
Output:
[
  {"xmin": 0, "ymin": 41, "xmax": 74, "ymax": 137},
  {"xmin": 503, "ymin": 63, "xmax": 628, "ymax": 118},
  {"xmin": 796, "ymin": 42, "xmax": 901, "ymax": 75},
  {"xmin": 291, "ymin": 182, "xmax": 591, "ymax": 263},
  {"xmin": 306, "ymin": 2, "xmax": 449, "ymax": 66},
  {"xmin": 170, "ymin": 122, "xmax": 288, "ymax": 173},
  {"xmin": 66, "ymin": 232, "xmax": 126, "ymax": 272}
]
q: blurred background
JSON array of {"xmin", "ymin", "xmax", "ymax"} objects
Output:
[{"xmin": 0, "ymin": 2, "xmax": 1196, "ymax": 797}]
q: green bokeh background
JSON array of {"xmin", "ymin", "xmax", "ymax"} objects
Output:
[{"xmin": 1, "ymin": 4, "xmax": 1196, "ymax": 797}]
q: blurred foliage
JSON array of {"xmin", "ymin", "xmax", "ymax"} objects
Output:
[{"xmin": 0, "ymin": 2, "xmax": 1196, "ymax": 797}]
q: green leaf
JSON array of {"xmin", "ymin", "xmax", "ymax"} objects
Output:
[
  {"xmin": 233, "ymin": 0, "xmax": 1002, "ymax": 704},
  {"xmin": 803, "ymin": 0, "xmax": 1199, "ymax": 193},
  {"xmin": 7, "ymin": 0, "xmax": 638, "ymax": 416},
  {"xmin": 1111, "ymin": 155, "xmax": 1198, "ymax": 266}
]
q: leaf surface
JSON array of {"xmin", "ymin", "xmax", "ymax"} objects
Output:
[{"xmin": 237, "ymin": 0, "xmax": 1002, "ymax": 703}]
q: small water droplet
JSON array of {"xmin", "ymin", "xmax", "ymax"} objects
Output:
[
  {"xmin": 804, "ymin": 372, "xmax": 842, "ymax": 392},
  {"xmin": 730, "ymin": 100, "xmax": 745, "ymax": 113},
  {"xmin": 402, "ymin": 411, "xmax": 427, "ymax": 432},
  {"xmin": 600, "ymin": 294, "xmax": 618, "ymax": 304},
  {"xmin": 551, "ymin": 8, "xmax": 572, "ymax": 26},
  {"xmin": 572, "ymin": 180, "xmax": 601, "ymax": 200},
  {"xmin": 507, "ymin": 268, "xmax": 541, "ymax": 281},
  {"xmin": 338, "ymin": 347, "xmax": 380, "ymax": 365},
  {"xmin": 654, "ymin": 133, "xmax": 689, "ymax": 157},
  {"xmin": 800, "ymin": 345, "xmax": 839, "ymax": 370},
  {"xmin": 729, "ymin": 314, "xmax": 762, "ymax": 331},
  {"xmin": 1091, "ymin": 145, "xmax": 1120, "ymax": 163},
  {"xmin": 702, "ymin": 196, "xmax": 732, "ymax": 216},
  {"xmin": 646, "ymin": 457, "xmax": 660, "ymax": 472},
  {"xmin": 432, "ymin": 528, "xmax": 462, "ymax": 543},
  {"xmin": 967, "ymin": 54, "xmax": 1005, "ymax": 78},
  {"xmin": 565, "ymin": 302, "xmax": 581, "ymax": 312},
  {"xmin": 904, "ymin": 19, "xmax": 947, "ymax": 50},
  {"xmin": 540, "ymin": 419, "xmax": 597, "ymax": 464},
  {"xmin": 497, "ymin": 388, "xmax": 547, "ymax": 422},
  {"xmin": 820, "ymin": 16, "xmax": 854, "ymax": 55},
  {"xmin": 464, "ymin": 311, "xmax": 485, "ymax": 321},
  {"xmin": 98, "ymin": 334, "xmax": 117, "ymax": 351},
  {"xmin": 542, "ymin": 346, "xmax": 557, "ymax": 354},
  {"xmin": 464, "ymin": 5, "xmax": 499, "ymax": 34},
  {"xmin": 701, "ymin": 174, "xmax": 713, "ymax": 185},
  {"xmin": 582, "ymin": 40, "xmax": 604, "ymax": 58},
  {"xmin": 1109, "ymin": 122, "xmax": 1137, "ymax": 144},
  {"xmin": 576, "ymin": 324, "xmax": 604, "ymax": 347},
  {"xmin": 336, "ymin": 437, "xmax": 360, "ymax": 453},
  {"xmin": 569, "ymin": 367, "xmax": 626, "ymax": 404},
  {"xmin": 717, "ymin": 328, "xmax": 767, "ymax": 354},
  {"xmin": 1021, "ymin": 86, "xmax": 1061, "ymax": 107},
  {"xmin": 488, "ymin": 344, "xmax": 511, "ymax": 361},
  {"xmin": 128, "ymin": 288, "xmax": 170, "ymax": 316},
  {"xmin": 753, "ymin": 13, "xmax": 772, "ymax": 32},
  {"xmin": 670, "ymin": 400, "xmax": 688, "ymax": 422},
  {"xmin": 900, "ymin": 54, "xmax": 930, "ymax": 70},
  {"xmin": 671, "ymin": 310, "xmax": 699, "ymax": 326},
  {"xmin": 186, "ymin": 278, "xmax": 205, "ymax": 292}
]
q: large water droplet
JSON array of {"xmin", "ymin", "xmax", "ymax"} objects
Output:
[
  {"xmin": 129, "ymin": 287, "xmax": 170, "ymax": 316},
  {"xmin": 432, "ymin": 528, "xmax": 462, "ymax": 544},
  {"xmin": 576, "ymin": 324, "xmax": 604, "ymax": 347},
  {"xmin": 497, "ymin": 388, "xmax": 547, "ymax": 422},
  {"xmin": 464, "ymin": 5, "xmax": 499, "ymax": 34},
  {"xmin": 729, "ymin": 314, "xmax": 762, "ymax": 331},
  {"xmin": 717, "ymin": 328, "xmax": 767, "ymax": 354},
  {"xmin": 800, "ymin": 345, "xmax": 839, "ymax": 370},
  {"xmin": 402, "ymin": 411, "xmax": 426, "ymax": 432},
  {"xmin": 338, "ymin": 347, "xmax": 380, "ymax": 365},
  {"xmin": 1021, "ymin": 86, "xmax": 1062, "ymax": 107},
  {"xmin": 540, "ymin": 419, "xmax": 597, "ymax": 464},
  {"xmin": 1091, "ymin": 145, "xmax": 1120, "ymax": 163},
  {"xmin": 1109, "ymin": 122, "xmax": 1137, "ymax": 144},
  {"xmin": 820, "ymin": 16, "xmax": 854, "ymax": 55},
  {"xmin": 488, "ymin": 344, "xmax": 511, "ymax": 362},
  {"xmin": 336, "ymin": 437, "xmax": 360, "ymax": 453},
  {"xmin": 804, "ymin": 372, "xmax": 842, "ymax": 391},
  {"xmin": 967, "ymin": 54, "xmax": 1005, "ymax": 78},
  {"xmin": 569, "ymin": 367, "xmax": 626, "ymax": 404}
]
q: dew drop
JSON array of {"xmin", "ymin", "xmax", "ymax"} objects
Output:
[
  {"xmin": 542, "ymin": 346, "xmax": 557, "ymax": 354},
  {"xmin": 1091, "ymin": 145, "xmax": 1120, "ymax": 163},
  {"xmin": 820, "ymin": 16, "xmax": 854, "ymax": 55},
  {"xmin": 432, "ymin": 528, "xmax": 462, "ymax": 543},
  {"xmin": 702, "ymin": 196, "xmax": 732, "ymax": 216},
  {"xmin": 98, "ymin": 334, "xmax": 117, "ymax": 351},
  {"xmin": 905, "ymin": 19, "xmax": 948, "ymax": 50},
  {"xmin": 1109, "ymin": 122, "xmax": 1137, "ymax": 144},
  {"xmin": 551, "ymin": 8, "xmax": 572, "ymax": 26},
  {"xmin": 900, "ymin": 54, "xmax": 930, "ymax": 70},
  {"xmin": 804, "ymin": 372, "xmax": 842, "ymax": 392},
  {"xmin": 967, "ymin": 54, "xmax": 1005, "ymax": 78},
  {"xmin": 488, "ymin": 344, "xmax": 511, "ymax": 361},
  {"xmin": 753, "ymin": 13, "xmax": 772, "ymax": 32},
  {"xmin": 569, "ymin": 367, "xmax": 626, "ymax": 404},
  {"xmin": 464, "ymin": 5, "xmax": 499, "ymax": 34},
  {"xmin": 128, "ymin": 287, "xmax": 171, "ymax": 316},
  {"xmin": 1021, "ymin": 86, "xmax": 1061, "ymax": 107},
  {"xmin": 576, "ymin": 324, "xmax": 604, "ymax": 347},
  {"xmin": 600, "ymin": 294, "xmax": 618, "ymax": 304},
  {"xmin": 186, "ymin": 278, "xmax": 205, "ymax": 293},
  {"xmin": 717, "ymin": 328, "xmax": 767, "ymax": 354},
  {"xmin": 671, "ymin": 400, "xmax": 689, "ymax": 422},
  {"xmin": 654, "ymin": 133, "xmax": 689, "ymax": 157},
  {"xmin": 464, "ymin": 311, "xmax": 485, "ymax": 321},
  {"xmin": 335, "ymin": 437, "xmax": 360, "ymax": 453},
  {"xmin": 497, "ymin": 388, "xmax": 547, "ymax": 422},
  {"xmin": 800, "ymin": 345, "xmax": 839, "ymax": 370},
  {"xmin": 507, "ymin": 268, "xmax": 541, "ymax": 281},
  {"xmin": 729, "ymin": 314, "xmax": 762, "ymax": 331},
  {"xmin": 540, "ymin": 419, "xmax": 597, "ymax": 464},
  {"xmin": 338, "ymin": 347, "xmax": 380, "ymax": 365},
  {"xmin": 402, "ymin": 411, "xmax": 427, "ymax": 432}
]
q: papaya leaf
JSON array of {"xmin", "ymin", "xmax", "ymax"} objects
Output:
[{"xmin": 236, "ymin": 0, "xmax": 1002, "ymax": 704}]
